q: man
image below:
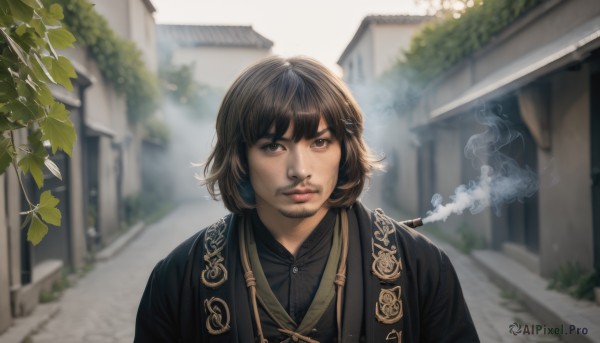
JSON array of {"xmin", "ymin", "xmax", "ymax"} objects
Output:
[{"xmin": 135, "ymin": 56, "xmax": 479, "ymax": 342}]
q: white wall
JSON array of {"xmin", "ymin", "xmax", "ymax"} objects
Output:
[
  {"xmin": 62, "ymin": 48, "xmax": 127, "ymax": 241},
  {"xmin": 83, "ymin": 0, "xmax": 157, "ymax": 200},
  {"xmin": 539, "ymin": 66, "xmax": 593, "ymax": 276},
  {"xmin": 372, "ymin": 24, "xmax": 423, "ymax": 75},
  {"xmin": 127, "ymin": 0, "xmax": 157, "ymax": 72},
  {"xmin": 341, "ymin": 21, "xmax": 427, "ymax": 85},
  {"xmin": 340, "ymin": 29, "xmax": 374, "ymax": 85},
  {"xmin": 172, "ymin": 46, "xmax": 272, "ymax": 90}
]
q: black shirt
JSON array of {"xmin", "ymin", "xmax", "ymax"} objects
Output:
[{"xmin": 251, "ymin": 209, "xmax": 337, "ymax": 341}]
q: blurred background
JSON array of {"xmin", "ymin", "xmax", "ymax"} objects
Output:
[{"xmin": 1, "ymin": 0, "xmax": 599, "ymax": 342}]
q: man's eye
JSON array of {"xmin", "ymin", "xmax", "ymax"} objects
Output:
[
  {"xmin": 261, "ymin": 143, "xmax": 283, "ymax": 152},
  {"xmin": 312, "ymin": 139, "xmax": 330, "ymax": 148}
]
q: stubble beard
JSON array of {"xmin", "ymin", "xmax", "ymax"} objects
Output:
[{"xmin": 277, "ymin": 207, "xmax": 320, "ymax": 219}]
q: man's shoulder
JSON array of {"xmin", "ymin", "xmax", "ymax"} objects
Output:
[
  {"xmin": 153, "ymin": 214, "xmax": 235, "ymax": 277},
  {"xmin": 353, "ymin": 202, "xmax": 444, "ymax": 260}
]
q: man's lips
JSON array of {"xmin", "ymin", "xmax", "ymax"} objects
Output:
[
  {"xmin": 282, "ymin": 188, "xmax": 318, "ymax": 202},
  {"xmin": 282, "ymin": 189, "xmax": 317, "ymax": 195}
]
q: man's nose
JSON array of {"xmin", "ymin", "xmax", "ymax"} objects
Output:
[{"xmin": 287, "ymin": 149, "xmax": 311, "ymax": 181}]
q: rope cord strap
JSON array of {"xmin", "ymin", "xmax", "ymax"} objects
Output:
[
  {"xmin": 239, "ymin": 211, "xmax": 349, "ymax": 343},
  {"xmin": 239, "ymin": 221, "xmax": 268, "ymax": 343},
  {"xmin": 335, "ymin": 209, "xmax": 349, "ymax": 341}
]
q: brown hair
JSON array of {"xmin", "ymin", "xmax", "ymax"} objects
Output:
[{"xmin": 202, "ymin": 55, "xmax": 381, "ymax": 214}]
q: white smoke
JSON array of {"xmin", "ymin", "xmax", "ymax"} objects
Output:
[
  {"xmin": 163, "ymin": 101, "xmax": 218, "ymax": 202},
  {"xmin": 423, "ymin": 165, "xmax": 492, "ymax": 223},
  {"xmin": 423, "ymin": 107, "xmax": 538, "ymax": 223},
  {"xmin": 349, "ymin": 77, "xmax": 420, "ymax": 210}
]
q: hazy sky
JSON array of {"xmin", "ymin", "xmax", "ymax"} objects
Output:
[{"xmin": 151, "ymin": 0, "xmax": 424, "ymax": 72}]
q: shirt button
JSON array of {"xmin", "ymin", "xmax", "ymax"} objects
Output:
[{"xmin": 292, "ymin": 266, "xmax": 299, "ymax": 274}]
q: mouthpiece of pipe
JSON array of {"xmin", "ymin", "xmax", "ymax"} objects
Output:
[{"xmin": 400, "ymin": 218, "xmax": 423, "ymax": 229}]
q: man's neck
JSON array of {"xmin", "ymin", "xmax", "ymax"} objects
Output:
[{"xmin": 255, "ymin": 206, "xmax": 329, "ymax": 257}]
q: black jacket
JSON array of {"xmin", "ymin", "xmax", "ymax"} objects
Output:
[{"xmin": 135, "ymin": 202, "xmax": 479, "ymax": 342}]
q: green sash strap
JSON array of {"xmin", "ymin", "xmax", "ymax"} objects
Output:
[{"xmin": 244, "ymin": 212, "xmax": 342, "ymax": 336}]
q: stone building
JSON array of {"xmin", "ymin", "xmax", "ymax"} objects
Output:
[
  {"xmin": 157, "ymin": 24, "xmax": 273, "ymax": 90},
  {"xmin": 0, "ymin": 0, "xmax": 158, "ymax": 333},
  {"xmin": 342, "ymin": 1, "xmax": 600, "ymax": 289},
  {"xmin": 338, "ymin": 15, "xmax": 431, "ymax": 86}
]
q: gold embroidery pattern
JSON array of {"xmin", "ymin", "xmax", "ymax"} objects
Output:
[
  {"xmin": 204, "ymin": 297, "xmax": 231, "ymax": 335},
  {"xmin": 376, "ymin": 286, "xmax": 403, "ymax": 324},
  {"xmin": 372, "ymin": 209, "xmax": 402, "ymax": 281},
  {"xmin": 201, "ymin": 217, "xmax": 228, "ymax": 288},
  {"xmin": 386, "ymin": 329, "xmax": 402, "ymax": 342}
]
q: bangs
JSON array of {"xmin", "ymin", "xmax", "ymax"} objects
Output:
[{"xmin": 241, "ymin": 68, "xmax": 337, "ymax": 144}]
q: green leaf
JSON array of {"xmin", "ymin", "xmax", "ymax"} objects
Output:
[
  {"xmin": 5, "ymin": 97, "xmax": 40, "ymax": 123},
  {"xmin": 15, "ymin": 24, "xmax": 27, "ymax": 36},
  {"xmin": 18, "ymin": 0, "xmax": 43, "ymax": 10},
  {"xmin": 0, "ymin": 113, "xmax": 21, "ymax": 131},
  {"xmin": 39, "ymin": 3, "xmax": 63, "ymax": 25},
  {"xmin": 45, "ymin": 56, "xmax": 76, "ymax": 91},
  {"xmin": 17, "ymin": 129, "xmax": 46, "ymax": 187},
  {"xmin": 40, "ymin": 102, "xmax": 75, "ymax": 155},
  {"xmin": 29, "ymin": 18, "xmax": 44, "ymax": 36},
  {"xmin": 0, "ymin": 135, "xmax": 15, "ymax": 174},
  {"xmin": 0, "ymin": 78, "xmax": 18, "ymax": 99},
  {"xmin": 0, "ymin": 0, "xmax": 9, "ymax": 15},
  {"xmin": 32, "ymin": 53, "xmax": 56, "ymax": 83},
  {"xmin": 16, "ymin": 79, "xmax": 33, "ymax": 99},
  {"xmin": 18, "ymin": 152, "xmax": 44, "ymax": 187},
  {"xmin": 7, "ymin": 0, "xmax": 34, "ymax": 22},
  {"xmin": 47, "ymin": 27, "xmax": 75, "ymax": 49},
  {"xmin": 49, "ymin": 3, "xmax": 64, "ymax": 19},
  {"xmin": 27, "ymin": 213, "xmax": 48, "ymax": 245},
  {"xmin": 35, "ymin": 83, "xmax": 54, "ymax": 106},
  {"xmin": 43, "ymin": 157, "xmax": 61, "ymax": 180},
  {"xmin": 0, "ymin": 28, "xmax": 29, "ymax": 64},
  {"xmin": 37, "ymin": 190, "xmax": 61, "ymax": 226}
]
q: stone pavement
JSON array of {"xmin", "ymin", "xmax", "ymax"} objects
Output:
[
  {"xmin": 430, "ymin": 236, "xmax": 561, "ymax": 343},
  {"xmin": 472, "ymin": 249, "xmax": 600, "ymax": 343},
  {"xmin": 23, "ymin": 199, "xmax": 227, "ymax": 343},
  {"xmin": 0, "ymin": 199, "xmax": 571, "ymax": 342}
]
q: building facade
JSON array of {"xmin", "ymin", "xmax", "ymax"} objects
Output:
[
  {"xmin": 0, "ymin": 0, "xmax": 157, "ymax": 333},
  {"xmin": 347, "ymin": 1, "xmax": 600, "ymax": 282},
  {"xmin": 338, "ymin": 15, "xmax": 431, "ymax": 86},
  {"xmin": 157, "ymin": 24, "xmax": 273, "ymax": 91}
]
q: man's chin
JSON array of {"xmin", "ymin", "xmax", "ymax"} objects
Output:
[{"xmin": 278, "ymin": 205, "xmax": 321, "ymax": 219}]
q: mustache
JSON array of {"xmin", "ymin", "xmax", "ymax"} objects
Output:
[{"xmin": 277, "ymin": 182, "xmax": 321, "ymax": 194}]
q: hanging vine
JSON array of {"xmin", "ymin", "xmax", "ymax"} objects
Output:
[
  {"xmin": 391, "ymin": 0, "xmax": 545, "ymax": 87},
  {"xmin": 0, "ymin": 0, "xmax": 77, "ymax": 244},
  {"xmin": 49, "ymin": 0, "xmax": 159, "ymax": 123}
]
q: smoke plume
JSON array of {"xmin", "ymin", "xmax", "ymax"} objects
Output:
[{"xmin": 423, "ymin": 106, "xmax": 538, "ymax": 224}]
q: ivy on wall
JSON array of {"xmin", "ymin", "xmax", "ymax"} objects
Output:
[
  {"xmin": 398, "ymin": 0, "xmax": 545, "ymax": 87},
  {"xmin": 49, "ymin": 0, "xmax": 159, "ymax": 123}
]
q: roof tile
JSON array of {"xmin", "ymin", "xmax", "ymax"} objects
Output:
[{"xmin": 156, "ymin": 24, "xmax": 274, "ymax": 49}]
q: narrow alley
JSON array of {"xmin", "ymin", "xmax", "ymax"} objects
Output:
[{"xmin": 23, "ymin": 200, "xmax": 228, "ymax": 343}]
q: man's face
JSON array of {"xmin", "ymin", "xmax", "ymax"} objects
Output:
[{"xmin": 247, "ymin": 117, "xmax": 342, "ymax": 222}]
